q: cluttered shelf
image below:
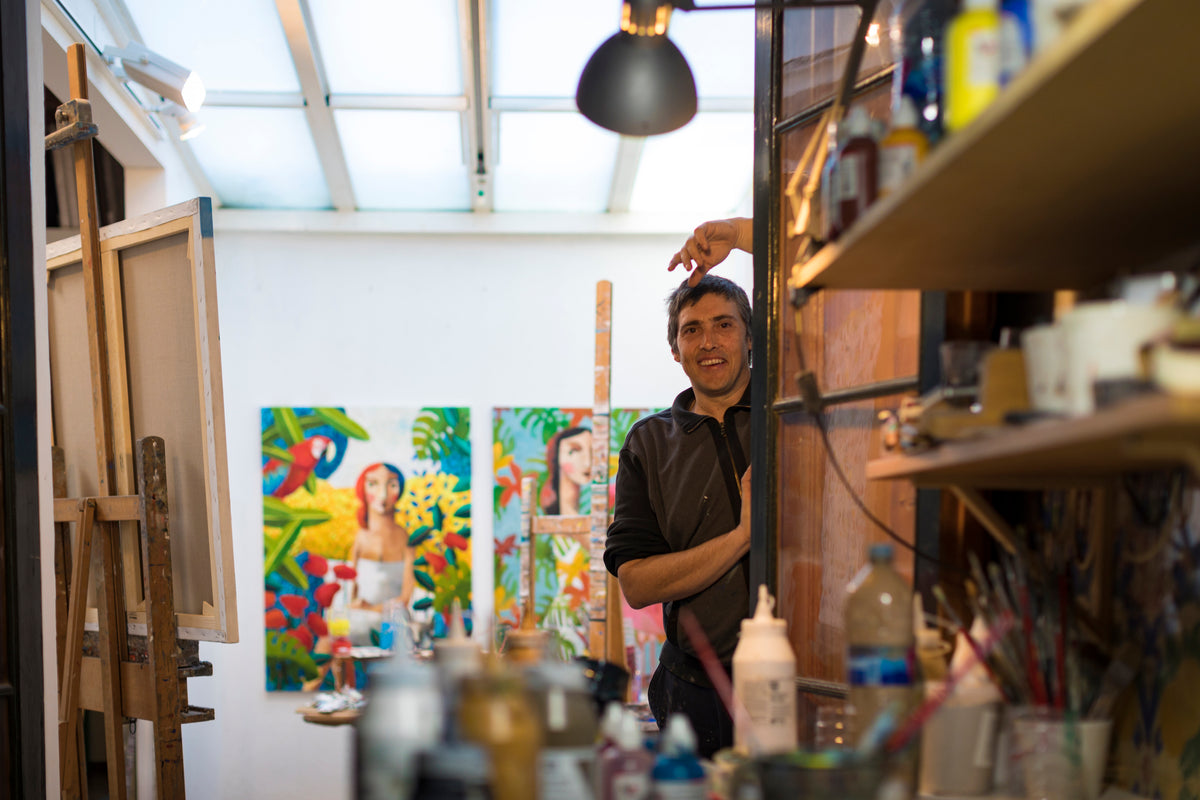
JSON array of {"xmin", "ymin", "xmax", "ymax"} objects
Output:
[
  {"xmin": 866, "ymin": 393, "xmax": 1200, "ymax": 488},
  {"xmin": 790, "ymin": 0, "xmax": 1200, "ymax": 293}
]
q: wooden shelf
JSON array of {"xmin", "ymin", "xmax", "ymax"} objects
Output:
[
  {"xmin": 866, "ymin": 393, "xmax": 1200, "ymax": 488},
  {"xmin": 792, "ymin": 0, "xmax": 1200, "ymax": 292}
]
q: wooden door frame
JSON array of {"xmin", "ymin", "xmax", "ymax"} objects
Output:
[{"xmin": 1, "ymin": 0, "xmax": 48, "ymax": 795}]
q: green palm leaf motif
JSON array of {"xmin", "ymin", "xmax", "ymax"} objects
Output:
[
  {"xmin": 517, "ymin": 407, "xmax": 573, "ymax": 444},
  {"xmin": 311, "ymin": 407, "xmax": 371, "ymax": 440},
  {"xmin": 263, "ymin": 444, "xmax": 293, "ymax": 463},
  {"xmin": 272, "ymin": 407, "xmax": 304, "ymax": 446},
  {"xmin": 414, "ymin": 570, "xmax": 436, "ymax": 591}
]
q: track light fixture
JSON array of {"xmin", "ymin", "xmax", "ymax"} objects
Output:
[
  {"xmin": 577, "ymin": 0, "xmax": 875, "ymax": 136},
  {"xmin": 102, "ymin": 42, "xmax": 206, "ymax": 113}
]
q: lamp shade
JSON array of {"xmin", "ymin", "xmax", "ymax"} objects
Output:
[{"xmin": 576, "ymin": 30, "xmax": 698, "ymax": 136}]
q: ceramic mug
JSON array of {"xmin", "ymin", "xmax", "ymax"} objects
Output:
[{"xmin": 1021, "ymin": 323, "xmax": 1069, "ymax": 414}]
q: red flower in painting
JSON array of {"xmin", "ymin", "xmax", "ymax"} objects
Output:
[
  {"xmin": 314, "ymin": 582, "xmax": 341, "ymax": 608},
  {"xmin": 425, "ymin": 551, "xmax": 447, "ymax": 575},
  {"xmin": 265, "ymin": 609, "xmax": 287, "ymax": 629},
  {"xmin": 495, "ymin": 535, "xmax": 518, "ymax": 558},
  {"xmin": 497, "ymin": 463, "xmax": 524, "ymax": 508},
  {"xmin": 264, "ymin": 591, "xmax": 277, "ymax": 609},
  {"xmin": 444, "ymin": 532, "xmax": 468, "ymax": 551},
  {"xmin": 303, "ymin": 554, "xmax": 328, "ymax": 576},
  {"xmin": 333, "ymin": 564, "xmax": 357, "ymax": 581},
  {"xmin": 306, "ymin": 611, "xmax": 328, "ymax": 637},
  {"xmin": 288, "ymin": 625, "xmax": 314, "ymax": 651},
  {"xmin": 279, "ymin": 594, "xmax": 308, "ymax": 618}
]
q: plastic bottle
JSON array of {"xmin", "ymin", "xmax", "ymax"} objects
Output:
[
  {"xmin": 891, "ymin": 0, "xmax": 957, "ymax": 145},
  {"xmin": 595, "ymin": 702, "xmax": 627, "ymax": 798},
  {"xmin": 732, "ymin": 584, "xmax": 798, "ymax": 755},
  {"xmin": 651, "ymin": 715, "xmax": 707, "ymax": 799},
  {"xmin": 526, "ymin": 659, "xmax": 600, "ymax": 799},
  {"xmin": 458, "ymin": 655, "xmax": 542, "ymax": 800},
  {"xmin": 845, "ymin": 544, "xmax": 916, "ymax": 743},
  {"xmin": 943, "ymin": 0, "xmax": 1002, "ymax": 133},
  {"xmin": 356, "ymin": 650, "xmax": 444, "ymax": 800},
  {"xmin": 833, "ymin": 105, "xmax": 878, "ymax": 237},
  {"xmin": 600, "ymin": 711, "xmax": 654, "ymax": 800},
  {"xmin": 878, "ymin": 96, "xmax": 930, "ymax": 198}
]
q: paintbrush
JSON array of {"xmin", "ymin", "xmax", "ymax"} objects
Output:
[
  {"xmin": 932, "ymin": 584, "xmax": 1013, "ymax": 701},
  {"xmin": 1004, "ymin": 555, "xmax": 1049, "ymax": 706},
  {"xmin": 677, "ymin": 607, "xmax": 761, "ymax": 755}
]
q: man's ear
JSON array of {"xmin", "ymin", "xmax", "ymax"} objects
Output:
[{"xmin": 671, "ymin": 347, "xmax": 681, "ymax": 364}]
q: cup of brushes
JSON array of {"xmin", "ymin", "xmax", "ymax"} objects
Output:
[{"xmin": 918, "ymin": 555, "xmax": 1141, "ymax": 800}]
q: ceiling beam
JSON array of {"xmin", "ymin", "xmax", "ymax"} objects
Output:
[
  {"xmin": 461, "ymin": 0, "xmax": 493, "ymax": 212},
  {"xmin": 274, "ymin": 0, "xmax": 356, "ymax": 211},
  {"xmin": 607, "ymin": 136, "xmax": 645, "ymax": 213}
]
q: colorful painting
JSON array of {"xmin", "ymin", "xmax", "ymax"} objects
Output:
[
  {"xmin": 262, "ymin": 406, "xmax": 471, "ymax": 691},
  {"xmin": 492, "ymin": 407, "xmax": 666, "ymax": 681}
]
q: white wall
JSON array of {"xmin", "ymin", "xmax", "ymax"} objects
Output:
[{"xmin": 182, "ymin": 228, "xmax": 752, "ymax": 799}]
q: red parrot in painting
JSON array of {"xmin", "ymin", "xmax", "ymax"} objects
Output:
[{"xmin": 263, "ymin": 435, "xmax": 333, "ymax": 498}]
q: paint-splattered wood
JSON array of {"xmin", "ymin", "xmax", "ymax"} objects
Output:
[
  {"xmin": 137, "ymin": 436, "xmax": 186, "ymax": 797},
  {"xmin": 518, "ymin": 475, "xmax": 535, "ymax": 625},
  {"xmin": 531, "ymin": 515, "xmax": 590, "ymax": 535}
]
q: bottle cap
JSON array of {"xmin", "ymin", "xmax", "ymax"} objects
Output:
[
  {"xmin": 434, "ymin": 599, "xmax": 482, "ymax": 675},
  {"xmin": 742, "ymin": 584, "xmax": 786, "ymax": 633},
  {"xmin": 843, "ymin": 105, "xmax": 873, "ymax": 139},
  {"xmin": 660, "ymin": 714, "xmax": 698, "ymax": 756},
  {"xmin": 616, "ymin": 710, "xmax": 644, "ymax": 751},
  {"xmin": 602, "ymin": 701, "xmax": 625, "ymax": 741},
  {"xmin": 892, "ymin": 96, "xmax": 920, "ymax": 130},
  {"xmin": 868, "ymin": 543, "xmax": 895, "ymax": 564}
]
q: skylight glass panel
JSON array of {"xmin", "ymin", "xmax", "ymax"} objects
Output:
[
  {"xmin": 121, "ymin": 0, "xmax": 299, "ymax": 92},
  {"xmin": 493, "ymin": 112, "xmax": 619, "ymax": 212},
  {"xmin": 334, "ymin": 110, "xmax": 469, "ymax": 211},
  {"xmin": 56, "ymin": 0, "xmax": 118, "ymax": 52},
  {"xmin": 310, "ymin": 1, "xmax": 463, "ymax": 96},
  {"xmin": 670, "ymin": 9, "xmax": 757, "ymax": 98},
  {"xmin": 187, "ymin": 107, "xmax": 329, "ymax": 209},
  {"xmin": 492, "ymin": 0, "xmax": 614, "ymax": 97},
  {"xmin": 630, "ymin": 112, "xmax": 753, "ymax": 216}
]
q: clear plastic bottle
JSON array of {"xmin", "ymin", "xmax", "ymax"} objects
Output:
[
  {"xmin": 651, "ymin": 715, "xmax": 706, "ymax": 800},
  {"xmin": 845, "ymin": 544, "xmax": 916, "ymax": 744},
  {"xmin": 356, "ymin": 651, "xmax": 444, "ymax": 800},
  {"xmin": 732, "ymin": 584, "xmax": 798, "ymax": 755}
]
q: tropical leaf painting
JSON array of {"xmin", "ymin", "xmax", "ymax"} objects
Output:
[
  {"xmin": 262, "ymin": 406, "xmax": 471, "ymax": 691},
  {"xmin": 491, "ymin": 407, "xmax": 659, "ymax": 660}
]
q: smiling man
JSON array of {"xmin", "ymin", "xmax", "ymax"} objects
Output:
[{"xmin": 604, "ymin": 274, "xmax": 753, "ymax": 758}]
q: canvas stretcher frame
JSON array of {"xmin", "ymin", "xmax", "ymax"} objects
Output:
[{"xmin": 46, "ymin": 197, "xmax": 238, "ymax": 643}]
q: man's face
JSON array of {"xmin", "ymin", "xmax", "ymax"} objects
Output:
[{"xmin": 672, "ymin": 293, "xmax": 751, "ymax": 400}]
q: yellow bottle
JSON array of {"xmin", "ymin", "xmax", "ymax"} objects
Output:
[
  {"xmin": 943, "ymin": 0, "xmax": 1002, "ymax": 133},
  {"xmin": 878, "ymin": 96, "xmax": 930, "ymax": 198}
]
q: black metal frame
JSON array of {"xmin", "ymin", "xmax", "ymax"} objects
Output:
[{"xmin": 1, "ymin": 0, "xmax": 47, "ymax": 794}]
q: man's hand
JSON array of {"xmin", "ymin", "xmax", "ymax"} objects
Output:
[
  {"xmin": 668, "ymin": 218, "xmax": 752, "ymax": 286},
  {"xmin": 736, "ymin": 465, "xmax": 752, "ymax": 548}
]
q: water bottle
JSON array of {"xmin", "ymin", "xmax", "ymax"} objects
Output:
[{"xmin": 846, "ymin": 544, "xmax": 915, "ymax": 741}]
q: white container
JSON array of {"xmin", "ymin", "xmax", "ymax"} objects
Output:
[
  {"xmin": 1021, "ymin": 323, "xmax": 1069, "ymax": 414},
  {"xmin": 918, "ymin": 690, "xmax": 1000, "ymax": 796},
  {"xmin": 1061, "ymin": 300, "xmax": 1178, "ymax": 415},
  {"xmin": 732, "ymin": 584, "xmax": 798, "ymax": 755}
]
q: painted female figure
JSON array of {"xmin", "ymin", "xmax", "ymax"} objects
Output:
[
  {"xmin": 348, "ymin": 462, "xmax": 414, "ymax": 643},
  {"xmin": 540, "ymin": 426, "xmax": 593, "ymax": 516}
]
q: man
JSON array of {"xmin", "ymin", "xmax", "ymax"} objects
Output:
[{"xmin": 604, "ymin": 273, "xmax": 754, "ymax": 759}]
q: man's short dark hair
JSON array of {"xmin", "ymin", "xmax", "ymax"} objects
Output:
[{"xmin": 666, "ymin": 274, "xmax": 752, "ymax": 356}]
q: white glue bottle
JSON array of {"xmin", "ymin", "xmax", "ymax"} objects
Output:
[{"xmin": 732, "ymin": 584, "xmax": 798, "ymax": 754}]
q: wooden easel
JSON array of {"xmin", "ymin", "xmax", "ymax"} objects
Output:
[
  {"xmin": 518, "ymin": 281, "xmax": 625, "ymax": 666},
  {"xmin": 49, "ymin": 43, "xmax": 209, "ymax": 799}
]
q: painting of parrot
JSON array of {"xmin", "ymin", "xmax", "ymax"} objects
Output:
[{"xmin": 262, "ymin": 435, "xmax": 334, "ymax": 498}]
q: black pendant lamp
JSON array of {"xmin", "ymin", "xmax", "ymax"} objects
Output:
[{"xmin": 576, "ymin": 0, "xmax": 698, "ymax": 136}]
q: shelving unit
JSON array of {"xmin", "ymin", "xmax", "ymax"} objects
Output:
[
  {"xmin": 868, "ymin": 393, "xmax": 1200, "ymax": 489},
  {"xmin": 791, "ymin": 0, "xmax": 1200, "ymax": 292}
]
